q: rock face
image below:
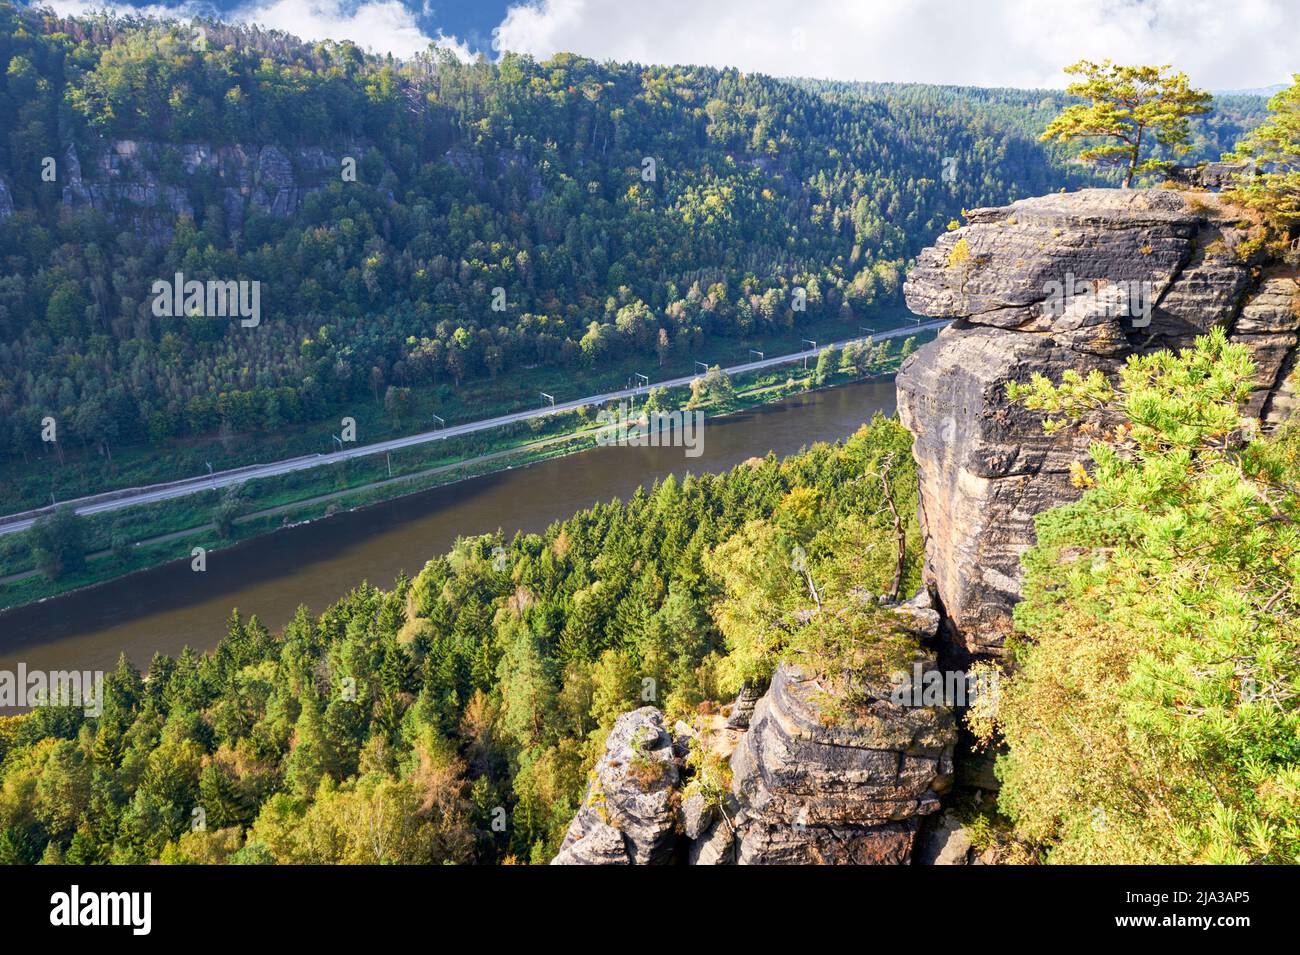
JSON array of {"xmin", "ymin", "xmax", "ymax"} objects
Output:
[
  {"xmin": 53, "ymin": 140, "xmax": 374, "ymax": 242},
  {"xmin": 898, "ymin": 188, "xmax": 1300, "ymax": 655},
  {"xmin": 726, "ymin": 661, "xmax": 955, "ymax": 864},
  {"xmin": 1166, "ymin": 161, "xmax": 1254, "ymax": 191},
  {"xmin": 551, "ymin": 707, "xmax": 681, "ymax": 865},
  {"xmin": 550, "ymin": 593, "xmax": 955, "ymax": 866},
  {"xmin": 916, "ymin": 810, "xmax": 974, "ymax": 865},
  {"xmin": 724, "ymin": 682, "xmax": 761, "ymax": 729}
]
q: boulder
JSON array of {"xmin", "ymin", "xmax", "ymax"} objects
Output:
[
  {"xmin": 916, "ymin": 810, "xmax": 973, "ymax": 865},
  {"xmin": 688, "ymin": 819, "xmax": 737, "ymax": 865},
  {"xmin": 688, "ymin": 795, "xmax": 739, "ymax": 865},
  {"xmin": 681, "ymin": 790, "xmax": 715, "ymax": 841}
]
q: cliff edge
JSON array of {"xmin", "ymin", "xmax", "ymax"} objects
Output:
[{"xmin": 897, "ymin": 187, "xmax": 1299, "ymax": 655}]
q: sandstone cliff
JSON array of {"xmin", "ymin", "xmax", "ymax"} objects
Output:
[
  {"xmin": 550, "ymin": 186, "xmax": 1298, "ymax": 865},
  {"xmin": 552, "ymin": 594, "xmax": 954, "ymax": 865},
  {"xmin": 55, "ymin": 140, "xmax": 369, "ymax": 241},
  {"xmin": 898, "ymin": 187, "xmax": 1299, "ymax": 655},
  {"xmin": 11, "ymin": 139, "xmax": 539, "ymax": 244}
]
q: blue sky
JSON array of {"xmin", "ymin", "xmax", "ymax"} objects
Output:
[
  {"xmin": 38, "ymin": 0, "xmax": 1299, "ymax": 89},
  {"xmin": 417, "ymin": 1, "xmax": 510, "ymax": 54}
]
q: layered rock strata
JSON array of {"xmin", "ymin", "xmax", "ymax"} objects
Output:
[
  {"xmin": 726, "ymin": 659, "xmax": 955, "ymax": 864},
  {"xmin": 897, "ymin": 188, "xmax": 1299, "ymax": 654}
]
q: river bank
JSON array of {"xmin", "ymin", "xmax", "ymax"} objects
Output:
[
  {"xmin": 0, "ymin": 374, "xmax": 902, "ymax": 676},
  {"xmin": 1, "ymin": 332, "xmax": 931, "ymax": 611}
]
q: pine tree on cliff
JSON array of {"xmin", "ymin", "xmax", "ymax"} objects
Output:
[
  {"xmin": 996, "ymin": 328, "xmax": 1300, "ymax": 864},
  {"xmin": 1227, "ymin": 73, "xmax": 1300, "ymax": 230},
  {"xmin": 1040, "ymin": 60, "xmax": 1212, "ymax": 187}
]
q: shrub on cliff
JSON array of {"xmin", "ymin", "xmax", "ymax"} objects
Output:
[
  {"xmin": 707, "ymin": 422, "xmax": 924, "ymax": 699},
  {"xmin": 996, "ymin": 328, "xmax": 1300, "ymax": 863}
]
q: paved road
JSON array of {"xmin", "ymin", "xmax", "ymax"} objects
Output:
[{"xmin": 0, "ymin": 320, "xmax": 948, "ymax": 536}]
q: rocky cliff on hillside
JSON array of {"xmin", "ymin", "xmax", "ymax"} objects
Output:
[
  {"xmin": 9, "ymin": 139, "xmax": 539, "ymax": 243},
  {"xmin": 897, "ymin": 187, "xmax": 1300, "ymax": 656},
  {"xmin": 55, "ymin": 140, "xmax": 366, "ymax": 240},
  {"xmin": 552, "ymin": 593, "xmax": 955, "ymax": 865}
]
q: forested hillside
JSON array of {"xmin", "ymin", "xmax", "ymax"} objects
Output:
[
  {"xmin": 0, "ymin": 418, "xmax": 920, "ymax": 864},
  {"xmin": 0, "ymin": 3, "xmax": 1121, "ymax": 470},
  {"xmin": 802, "ymin": 79, "xmax": 1269, "ymax": 171}
]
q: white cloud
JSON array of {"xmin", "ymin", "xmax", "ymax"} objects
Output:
[
  {"xmin": 492, "ymin": 0, "xmax": 1297, "ymax": 89},
  {"xmin": 43, "ymin": 0, "xmax": 473, "ymax": 60}
]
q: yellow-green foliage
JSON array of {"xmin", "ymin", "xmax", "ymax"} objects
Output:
[
  {"xmin": 947, "ymin": 236, "xmax": 971, "ymax": 268},
  {"xmin": 1226, "ymin": 74, "xmax": 1300, "ymax": 228},
  {"xmin": 996, "ymin": 328, "xmax": 1300, "ymax": 864},
  {"xmin": 707, "ymin": 423, "xmax": 924, "ymax": 698}
]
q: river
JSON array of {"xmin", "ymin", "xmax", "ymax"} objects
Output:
[{"xmin": 0, "ymin": 378, "xmax": 897, "ymax": 676}]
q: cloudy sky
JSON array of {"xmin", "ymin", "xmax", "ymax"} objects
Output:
[{"xmin": 38, "ymin": 0, "xmax": 1299, "ymax": 90}]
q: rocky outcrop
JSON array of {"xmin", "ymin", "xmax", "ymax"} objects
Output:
[
  {"xmin": 54, "ymin": 140, "xmax": 372, "ymax": 241},
  {"xmin": 1166, "ymin": 161, "xmax": 1254, "ymax": 191},
  {"xmin": 550, "ymin": 593, "xmax": 954, "ymax": 865},
  {"xmin": 1238, "ymin": 269, "xmax": 1300, "ymax": 422},
  {"xmin": 898, "ymin": 188, "xmax": 1300, "ymax": 655},
  {"xmin": 717, "ymin": 593, "xmax": 954, "ymax": 865},
  {"xmin": 8, "ymin": 138, "xmax": 541, "ymax": 242},
  {"xmin": 62, "ymin": 142, "xmax": 194, "ymax": 226},
  {"xmin": 551, "ymin": 707, "xmax": 681, "ymax": 865},
  {"xmin": 726, "ymin": 658, "xmax": 955, "ymax": 864},
  {"xmin": 724, "ymin": 682, "xmax": 761, "ymax": 729}
]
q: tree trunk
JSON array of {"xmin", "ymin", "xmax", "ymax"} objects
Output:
[
  {"xmin": 1126, "ymin": 126, "xmax": 1144, "ymax": 189},
  {"xmin": 878, "ymin": 453, "xmax": 905, "ymax": 602}
]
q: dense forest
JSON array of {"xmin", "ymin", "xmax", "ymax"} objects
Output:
[
  {"xmin": 1, "ymin": 4, "xmax": 1294, "ymax": 870},
  {"xmin": 4, "ymin": 332, "xmax": 1297, "ymax": 865},
  {"xmin": 801, "ymin": 78, "xmax": 1269, "ymax": 169},
  {"xmin": 0, "ymin": 2, "xmax": 1137, "ymax": 469},
  {"xmin": 0, "ymin": 417, "xmax": 922, "ymax": 864}
]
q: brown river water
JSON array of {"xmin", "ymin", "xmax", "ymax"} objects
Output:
[{"xmin": 0, "ymin": 378, "xmax": 897, "ymax": 676}]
